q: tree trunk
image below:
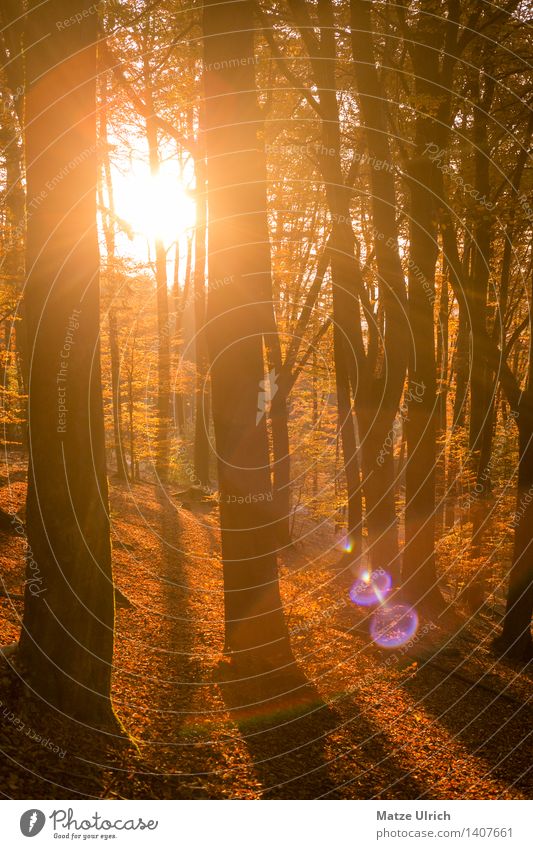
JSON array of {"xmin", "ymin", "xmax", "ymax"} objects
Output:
[
  {"xmin": 275, "ymin": 246, "xmax": 331, "ymax": 545},
  {"xmin": 435, "ymin": 269, "xmax": 449, "ymax": 538},
  {"xmin": 494, "ymin": 413, "xmax": 533, "ymax": 660},
  {"xmin": 99, "ymin": 76, "xmax": 128, "ymax": 482},
  {"xmin": 174, "ymin": 234, "xmax": 193, "ymax": 437},
  {"xmin": 127, "ymin": 359, "xmax": 136, "ymax": 481},
  {"xmin": 108, "ymin": 308, "xmax": 129, "ymax": 481},
  {"xmin": 350, "ymin": 0, "xmax": 409, "ymax": 578},
  {"xmin": 1, "ymin": 83, "xmax": 27, "ymax": 446},
  {"xmin": 402, "ymin": 156, "xmax": 440, "ymax": 606},
  {"xmin": 466, "ymin": 73, "xmax": 496, "ymax": 591},
  {"xmin": 469, "ymin": 74, "xmax": 495, "ymax": 463},
  {"xmin": 144, "ymin": 77, "xmax": 171, "ymax": 483},
  {"xmin": 193, "ymin": 148, "xmax": 210, "ymax": 487},
  {"xmin": 19, "ymin": 0, "xmax": 117, "ymax": 727},
  {"xmin": 203, "ymin": 0, "xmax": 292, "ymax": 666},
  {"xmin": 333, "ymin": 325, "xmax": 362, "ymax": 559},
  {"xmin": 445, "ymin": 303, "xmax": 468, "ymax": 529},
  {"xmin": 494, "ymin": 266, "xmax": 533, "ymax": 658},
  {"xmin": 312, "ymin": 350, "xmax": 318, "ymax": 499},
  {"xmin": 438, "ymin": 172, "xmax": 532, "ymax": 653},
  {"xmin": 401, "ymin": 7, "xmax": 450, "ymax": 607},
  {"xmin": 267, "ymin": 348, "xmax": 292, "ymax": 549},
  {"xmin": 309, "ymin": 0, "xmax": 399, "ymax": 575}
]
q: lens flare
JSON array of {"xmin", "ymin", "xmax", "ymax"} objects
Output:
[
  {"xmin": 349, "ymin": 569, "xmax": 393, "ymax": 607},
  {"xmin": 370, "ymin": 603, "xmax": 419, "ymax": 648},
  {"xmin": 337, "ymin": 535, "xmax": 354, "ymax": 554}
]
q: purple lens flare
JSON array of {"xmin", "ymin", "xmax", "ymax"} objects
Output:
[
  {"xmin": 349, "ymin": 569, "xmax": 393, "ymax": 607},
  {"xmin": 370, "ymin": 603, "xmax": 419, "ymax": 648}
]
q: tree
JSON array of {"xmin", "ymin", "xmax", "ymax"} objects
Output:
[
  {"xmin": 0, "ymin": 8, "xmax": 28, "ymax": 449},
  {"xmin": 19, "ymin": 0, "xmax": 118, "ymax": 726},
  {"xmin": 142, "ymin": 23, "xmax": 172, "ymax": 483},
  {"xmin": 350, "ymin": 0, "xmax": 409, "ymax": 576},
  {"xmin": 263, "ymin": 0, "xmax": 409, "ymax": 575},
  {"xmin": 98, "ymin": 71, "xmax": 129, "ymax": 482},
  {"xmin": 192, "ymin": 138, "xmax": 211, "ymax": 487},
  {"xmin": 203, "ymin": 0, "xmax": 292, "ymax": 665}
]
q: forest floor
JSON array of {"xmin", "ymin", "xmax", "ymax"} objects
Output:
[{"xmin": 0, "ymin": 458, "xmax": 532, "ymax": 799}]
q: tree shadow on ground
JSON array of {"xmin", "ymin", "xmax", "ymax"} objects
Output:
[
  {"xmin": 217, "ymin": 658, "xmax": 339, "ymax": 798},
  {"xmin": 118, "ymin": 487, "xmax": 201, "ymax": 799},
  {"xmin": 217, "ymin": 656, "xmax": 432, "ymax": 799},
  {"xmin": 397, "ymin": 645, "xmax": 533, "ymax": 797},
  {"xmin": 0, "ymin": 646, "xmax": 135, "ymax": 798},
  {"xmin": 0, "ymin": 484, "xmax": 197, "ymax": 800}
]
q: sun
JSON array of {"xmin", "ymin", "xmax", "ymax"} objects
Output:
[{"xmin": 111, "ymin": 158, "xmax": 197, "ymax": 260}]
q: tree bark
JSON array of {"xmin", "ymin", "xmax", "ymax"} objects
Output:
[
  {"xmin": 494, "ymin": 409, "xmax": 533, "ymax": 660},
  {"xmin": 98, "ymin": 75, "xmax": 128, "ymax": 482},
  {"xmin": 108, "ymin": 307, "xmax": 129, "ymax": 481},
  {"xmin": 19, "ymin": 0, "xmax": 117, "ymax": 726},
  {"xmin": 144, "ymin": 71, "xmax": 171, "ymax": 483},
  {"xmin": 1, "ymin": 81, "xmax": 27, "ymax": 447},
  {"xmin": 350, "ymin": 0, "xmax": 409, "ymax": 578},
  {"xmin": 333, "ymin": 324, "xmax": 362, "ymax": 559},
  {"xmin": 203, "ymin": 0, "xmax": 292, "ymax": 666},
  {"xmin": 402, "ymin": 156, "xmax": 440, "ymax": 605},
  {"xmin": 437, "ymin": 172, "xmax": 533, "ymax": 656},
  {"xmin": 401, "ymin": 4, "xmax": 454, "ymax": 607},
  {"xmin": 192, "ymin": 147, "xmax": 211, "ymax": 487},
  {"xmin": 174, "ymin": 234, "xmax": 193, "ymax": 437}
]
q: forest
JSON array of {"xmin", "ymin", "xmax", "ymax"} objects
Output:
[{"xmin": 0, "ymin": 0, "xmax": 532, "ymax": 801}]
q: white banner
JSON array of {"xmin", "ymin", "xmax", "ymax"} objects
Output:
[{"xmin": 1, "ymin": 799, "xmax": 531, "ymax": 848}]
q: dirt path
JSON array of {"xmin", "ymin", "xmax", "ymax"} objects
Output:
[{"xmin": 0, "ymin": 475, "xmax": 531, "ymax": 799}]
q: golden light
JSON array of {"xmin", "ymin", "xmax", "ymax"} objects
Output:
[{"xmin": 112, "ymin": 159, "xmax": 197, "ymax": 257}]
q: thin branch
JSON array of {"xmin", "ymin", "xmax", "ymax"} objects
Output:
[
  {"xmin": 99, "ymin": 40, "xmax": 198, "ymax": 156},
  {"xmin": 256, "ymin": 7, "xmax": 324, "ymax": 118},
  {"xmin": 288, "ymin": 319, "xmax": 332, "ymax": 391}
]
